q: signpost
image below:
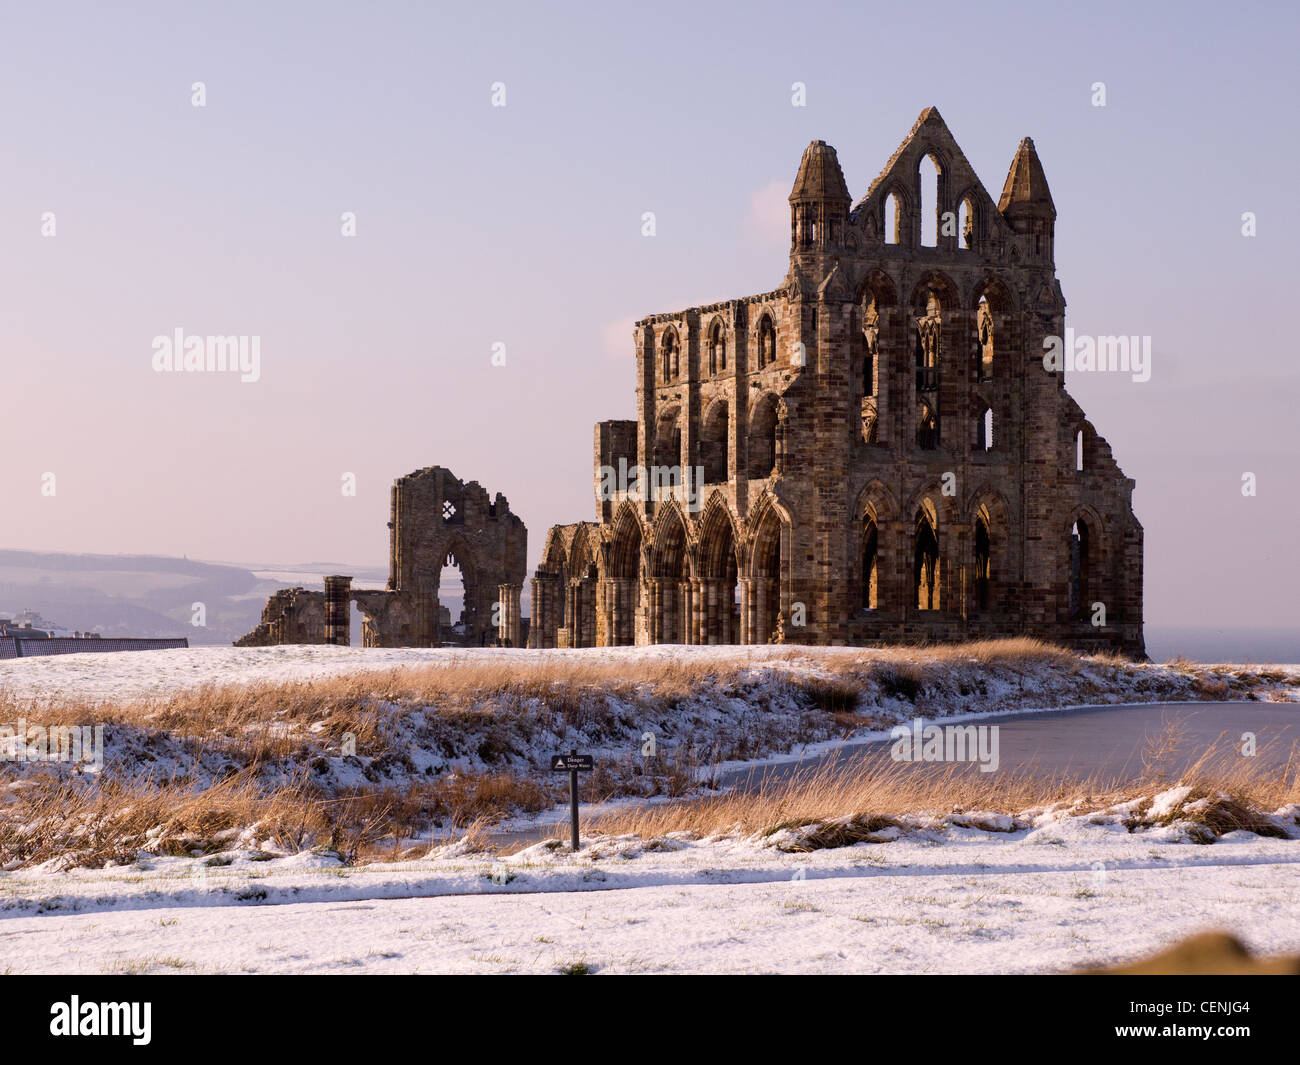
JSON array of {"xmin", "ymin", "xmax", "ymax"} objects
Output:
[{"xmin": 550, "ymin": 749, "xmax": 594, "ymax": 851}]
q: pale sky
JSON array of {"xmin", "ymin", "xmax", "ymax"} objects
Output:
[{"xmin": 0, "ymin": 0, "xmax": 1296, "ymax": 633}]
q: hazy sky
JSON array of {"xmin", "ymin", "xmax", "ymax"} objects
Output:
[{"xmin": 1, "ymin": 0, "xmax": 1296, "ymax": 633}]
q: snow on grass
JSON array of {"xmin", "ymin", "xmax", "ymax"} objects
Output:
[{"xmin": 1, "ymin": 809, "xmax": 1298, "ymax": 974}]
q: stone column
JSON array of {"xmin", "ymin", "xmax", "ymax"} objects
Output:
[
  {"xmin": 324, "ymin": 575, "xmax": 352, "ymax": 646},
  {"xmin": 497, "ymin": 582, "xmax": 522, "ymax": 647}
]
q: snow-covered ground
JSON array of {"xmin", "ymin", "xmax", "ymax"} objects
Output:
[
  {"xmin": 1, "ymin": 645, "xmax": 1297, "ymax": 973},
  {"xmin": 2, "ymin": 803, "xmax": 1298, "ymax": 974},
  {"xmin": 4, "ymin": 643, "xmax": 1292, "ymax": 705}
]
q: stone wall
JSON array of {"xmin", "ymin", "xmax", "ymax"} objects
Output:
[{"xmin": 235, "ymin": 467, "xmax": 528, "ymax": 648}]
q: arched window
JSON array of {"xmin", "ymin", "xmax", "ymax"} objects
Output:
[
  {"xmin": 653, "ymin": 406, "xmax": 682, "ymax": 477},
  {"xmin": 959, "ymin": 196, "xmax": 974, "ymax": 249},
  {"xmin": 977, "ymin": 296, "xmax": 994, "ymax": 381},
  {"xmin": 884, "ymin": 191, "xmax": 902, "ymax": 245},
  {"xmin": 862, "ymin": 517, "xmax": 879, "ymax": 610},
  {"xmin": 702, "ymin": 403, "xmax": 729, "ymax": 484},
  {"xmin": 917, "ymin": 402, "xmax": 938, "ymax": 450},
  {"xmin": 758, "ymin": 316, "xmax": 776, "ymax": 369},
  {"xmin": 709, "ymin": 321, "xmax": 725, "ymax": 375},
  {"xmin": 974, "ymin": 510, "xmax": 991, "ymax": 611},
  {"xmin": 920, "ymin": 155, "xmax": 941, "ymax": 247},
  {"xmin": 914, "ymin": 503, "xmax": 941, "ymax": 610},
  {"xmin": 977, "ymin": 404, "xmax": 993, "ymax": 451},
  {"xmin": 1069, "ymin": 518, "xmax": 1090, "ymax": 619},
  {"xmin": 661, "ymin": 330, "xmax": 680, "ymax": 382},
  {"xmin": 747, "ymin": 394, "xmax": 780, "ymax": 479}
]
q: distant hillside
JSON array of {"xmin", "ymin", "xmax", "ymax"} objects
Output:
[{"xmin": 0, "ymin": 551, "xmax": 386, "ymax": 646}]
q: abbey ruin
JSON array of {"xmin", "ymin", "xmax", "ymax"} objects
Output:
[
  {"xmin": 529, "ymin": 108, "xmax": 1143, "ymax": 656},
  {"xmin": 239, "ymin": 108, "xmax": 1143, "ymax": 657}
]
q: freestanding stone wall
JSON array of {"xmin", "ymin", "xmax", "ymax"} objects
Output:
[{"xmin": 236, "ymin": 467, "xmax": 527, "ymax": 648}]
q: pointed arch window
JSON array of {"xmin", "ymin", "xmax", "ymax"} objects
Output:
[
  {"xmin": 914, "ymin": 503, "xmax": 941, "ymax": 611},
  {"xmin": 862, "ymin": 517, "xmax": 879, "ymax": 610},
  {"xmin": 974, "ymin": 509, "xmax": 991, "ymax": 611},
  {"xmin": 758, "ymin": 316, "xmax": 776, "ymax": 369},
  {"xmin": 709, "ymin": 321, "xmax": 726, "ymax": 375},
  {"xmin": 920, "ymin": 154, "xmax": 941, "ymax": 247}
]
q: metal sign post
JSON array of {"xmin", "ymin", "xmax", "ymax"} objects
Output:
[{"xmin": 550, "ymin": 749, "xmax": 594, "ymax": 851}]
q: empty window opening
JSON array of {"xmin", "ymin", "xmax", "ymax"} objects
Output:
[
  {"xmin": 917, "ymin": 402, "xmax": 938, "ymax": 450},
  {"xmin": 758, "ymin": 316, "xmax": 776, "ymax": 369},
  {"xmin": 702, "ymin": 404, "xmax": 729, "ymax": 484},
  {"xmin": 1075, "ymin": 429, "xmax": 1085, "ymax": 472},
  {"xmin": 862, "ymin": 519, "xmax": 879, "ymax": 610},
  {"xmin": 974, "ymin": 513, "xmax": 991, "ymax": 611},
  {"xmin": 438, "ymin": 552, "xmax": 469, "ymax": 646},
  {"xmin": 1069, "ymin": 519, "xmax": 1090, "ymax": 619},
  {"xmin": 709, "ymin": 322, "xmax": 725, "ymax": 375},
  {"xmin": 748, "ymin": 395, "xmax": 780, "ymax": 479},
  {"xmin": 884, "ymin": 192, "xmax": 902, "ymax": 245},
  {"xmin": 914, "ymin": 505, "xmax": 941, "ymax": 610},
  {"xmin": 920, "ymin": 155, "xmax": 940, "ymax": 247},
  {"xmin": 977, "ymin": 296, "xmax": 994, "ymax": 381}
]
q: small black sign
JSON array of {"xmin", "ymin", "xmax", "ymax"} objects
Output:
[{"xmin": 550, "ymin": 753, "xmax": 594, "ymax": 772}]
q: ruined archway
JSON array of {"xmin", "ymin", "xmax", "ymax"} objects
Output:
[{"xmin": 698, "ymin": 499, "xmax": 740, "ymax": 644}]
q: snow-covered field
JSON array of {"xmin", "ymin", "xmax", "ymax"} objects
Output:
[
  {"xmin": 2, "ymin": 804, "xmax": 1298, "ymax": 974},
  {"xmin": 3, "ymin": 642, "xmax": 1293, "ymax": 705},
  {"xmin": 1, "ymin": 644, "xmax": 1297, "ymax": 973},
  {"xmin": 0, "ymin": 644, "xmax": 849, "ymax": 703}
]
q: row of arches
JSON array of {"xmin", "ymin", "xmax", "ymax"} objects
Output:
[
  {"xmin": 656, "ymin": 315, "xmax": 779, "ymax": 384},
  {"xmin": 653, "ymin": 391, "xmax": 784, "ymax": 486},
  {"xmin": 855, "ymin": 274, "xmax": 1011, "ymax": 452},
  {"xmin": 533, "ymin": 499, "xmax": 791, "ymax": 648},
  {"xmin": 533, "ymin": 491, "xmax": 1106, "ymax": 648},
  {"xmin": 877, "ymin": 150, "xmax": 987, "ymax": 252}
]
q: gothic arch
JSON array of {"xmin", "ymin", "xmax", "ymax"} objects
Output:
[
  {"xmin": 658, "ymin": 325, "xmax": 682, "ymax": 381},
  {"xmin": 969, "ymin": 274, "xmax": 1017, "ymax": 312},
  {"xmin": 706, "ymin": 316, "xmax": 728, "ymax": 375},
  {"xmin": 855, "ymin": 268, "xmax": 899, "ymax": 307},
  {"xmin": 701, "ymin": 398, "xmax": 730, "ymax": 484},
  {"xmin": 852, "ymin": 478, "xmax": 898, "ymax": 525},
  {"xmin": 651, "ymin": 501, "xmax": 694, "ymax": 580},
  {"xmin": 608, "ymin": 502, "xmax": 645, "ymax": 580},
  {"xmin": 908, "ymin": 271, "xmax": 961, "ymax": 312},
  {"xmin": 746, "ymin": 391, "xmax": 784, "ymax": 480}
]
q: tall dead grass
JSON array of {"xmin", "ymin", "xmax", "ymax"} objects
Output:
[{"xmin": 585, "ymin": 728, "xmax": 1300, "ymax": 843}]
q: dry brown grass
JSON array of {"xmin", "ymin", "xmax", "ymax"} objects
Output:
[
  {"xmin": 0, "ymin": 767, "xmax": 558, "ymax": 869},
  {"xmin": 584, "ymin": 727, "xmax": 1300, "ymax": 846},
  {"xmin": 0, "ymin": 640, "xmax": 1292, "ymax": 869}
]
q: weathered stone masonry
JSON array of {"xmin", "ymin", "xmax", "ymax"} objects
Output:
[
  {"xmin": 236, "ymin": 467, "xmax": 527, "ymax": 647},
  {"xmin": 529, "ymin": 108, "xmax": 1144, "ymax": 656}
]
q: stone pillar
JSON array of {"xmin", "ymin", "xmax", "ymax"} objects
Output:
[
  {"xmin": 527, "ymin": 576, "xmax": 543, "ymax": 648},
  {"xmin": 324, "ymin": 575, "xmax": 352, "ymax": 646},
  {"xmin": 498, "ymin": 582, "xmax": 522, "ymax": 647},
  {"xmin": 648, "ymin": 578, "xmax": 661, "ymax": 644}
]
